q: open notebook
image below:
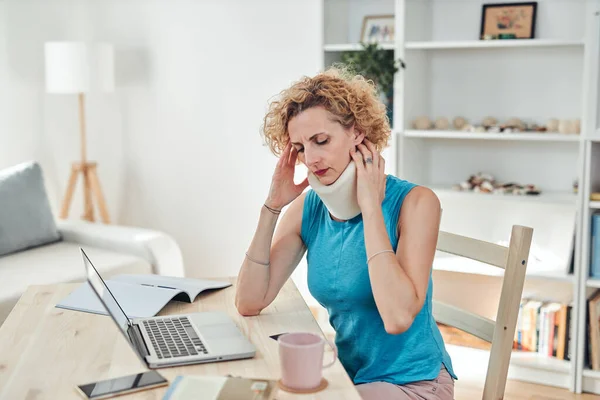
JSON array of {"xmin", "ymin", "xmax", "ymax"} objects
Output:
[{"xmin": 56, "ymin": 274, "xmax": 232, "ymax": 318}]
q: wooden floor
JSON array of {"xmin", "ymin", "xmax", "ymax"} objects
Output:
[
  {"xmin": 309, "ymin": 307, "xmax": 600, "ymax": 399},
  {"xmin": 455, "ymin": 377, "xmax": 600, "ymax": 399},
  {"xmin": 439, "ymin": 324, "xmax": 600, "ymax": 399}
]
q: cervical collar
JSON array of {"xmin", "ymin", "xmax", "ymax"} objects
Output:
[{"xmin": 308, "ymin": 161, "xmax": 361, "ymax": 220}]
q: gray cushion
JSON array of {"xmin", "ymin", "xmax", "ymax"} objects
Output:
[{"xmin": 0, "ymin": 161, "xmax": 61, "ymax": 256}]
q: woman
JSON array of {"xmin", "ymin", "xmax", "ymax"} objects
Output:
[{"xmin": 235, "ymin": 66, "xmax": 456, "ymax": 399}]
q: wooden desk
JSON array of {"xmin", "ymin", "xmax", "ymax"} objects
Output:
[{"xmin": 0, "ymin": 278, "xmax": 360, "ymax": 399}]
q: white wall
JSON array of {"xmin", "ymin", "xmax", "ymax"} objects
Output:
[{"xmin": 1, "ymin": 0, "xmax": 323, "ymax": 278}]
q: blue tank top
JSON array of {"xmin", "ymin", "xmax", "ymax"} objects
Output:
[{"xmin": 301, "ymin": 175, "xmax": 457, "ymax": 385}]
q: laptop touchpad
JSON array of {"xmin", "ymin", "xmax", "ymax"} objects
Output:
[{"xmin": 200, "ymin": 324, "xmax": 242, "ymax": 339}]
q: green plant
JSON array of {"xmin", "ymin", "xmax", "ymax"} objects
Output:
[{"xmin": 339, "ymin": 42, "xmax": 401, "ymax": 95}]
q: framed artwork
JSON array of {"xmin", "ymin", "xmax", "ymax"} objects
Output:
[
  {"xmin": 360, "ymin": 15, "xmax": 395, "ymax": 44},
  {"xmin": 480, "ymin": 2, "xmax": 537, "ymax": 39}
]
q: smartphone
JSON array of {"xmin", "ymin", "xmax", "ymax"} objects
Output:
[{"xmin": 75, "ymin": 370, "xmax": 168, "ymax": 399}]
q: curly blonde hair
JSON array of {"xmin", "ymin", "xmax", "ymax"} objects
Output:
[{"xmin": 261, "ymin": 65, "xmax": 391, "ymax": 157}]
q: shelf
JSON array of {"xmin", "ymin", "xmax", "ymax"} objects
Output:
[
  {"xmin": 590, "ymin": 131, "xmax": 600, "ymax": 142},
  {"xmin": 445, "ymin": 344, "xmax": 571, "ymax": 389},
  {"xmin": 405, "ymin": 39, "xmax": 584, "ymax": 50},
  {"xmin": 323, "ymin": 43, "xmax": 394, "ymax": 52},
  {"xmin": 583, "ymin": 369, "xmax": 600, "ymax": 394},
  {"xmin": 431, "ymin": 186, "xmax": 578, "ymax": 205},
  {"xmin": 511, "ymin": 351, "xmax": 571, "ymax": 374},
  {"xmin": 590, "ymin": 201, "xmax": 600, "ymax": 209},
  {"xmin": 587, "ymin": 279, "xmax": 600, "ymax": 288},
  {"xmin": 402, "ymin": 130, "xmax": 581, "ymax": 142},
  {"xmin": 584, "ymin": 368, "xmax": 600, "ymax": 378},
  {"xmin": 325, "ymin": 40, "xmax": 583, "ymax": 52},
  {"xmin": 434, "ymin": 252, "xmax": 573, "ymax": 283}
]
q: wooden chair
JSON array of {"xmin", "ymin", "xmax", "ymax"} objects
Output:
[{"xmin": 432, "ymin": 225, "xmax": 534, "ymax": 400}]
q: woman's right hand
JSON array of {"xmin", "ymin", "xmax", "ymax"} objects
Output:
[{"xmin": 265, "ymin": 143, "xmax": 309, "ymax": 210}]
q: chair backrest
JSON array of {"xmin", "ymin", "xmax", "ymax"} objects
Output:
[{"xmin": 433, "ymin": 225, "xmax": 533, "ymax": 400}]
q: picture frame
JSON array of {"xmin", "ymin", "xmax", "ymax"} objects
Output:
[
  {"xmin": 480, "ymin": 2, "xmax": 537, "ymax": 40},
  {"xmin": 360, "ymin": 15, "xmax": 395, "ymax": 44}
]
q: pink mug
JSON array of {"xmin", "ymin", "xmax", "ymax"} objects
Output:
[{"xmin": 278, "ymin": 332, "xmax": 337, "ymax": 390}]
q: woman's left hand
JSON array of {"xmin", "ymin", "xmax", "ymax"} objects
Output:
[{"xmin": 350, "ymin": 139, "xmax": 386, "ymax": 214}]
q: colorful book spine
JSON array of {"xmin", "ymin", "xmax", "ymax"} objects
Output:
[{"xmin": 590, "ymin": 213, "xmax": 600, "ymax": 278}]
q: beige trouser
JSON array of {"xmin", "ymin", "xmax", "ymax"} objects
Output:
[{"xmin": 355, "ymin": 367, "xmax": 454, "ymax": 400}]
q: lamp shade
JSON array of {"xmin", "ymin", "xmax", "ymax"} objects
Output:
[{"xmin": 44, "ymin": 42, "xmax": 114, "ymax": 94}]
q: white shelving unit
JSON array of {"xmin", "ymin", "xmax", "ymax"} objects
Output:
[
  {"xmin": 575, "ymin": 3, "xmax": 600, "ymax": 393},
  {"xmin": 323, "ymin": 43, "xmax": 394, "ymax": 51},
  {"xmin": 321, "ymin": 0, "xmax": 600, "ymax": 395},
  {"xmin": 405, "ymin": 38, "xmax": 584, "ymax": 50},
  {"xmin": 431, "ymin": 185, "xmax": 577, "ymax": 203},
  {"xmin": 404, "ymin": 129, "xmax": 581, "ymax": 142}
]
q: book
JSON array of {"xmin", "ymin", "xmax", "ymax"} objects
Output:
[
  {"xmin": 162, "ymin": 375, "xmax": 278, "ymax": 400},
  {"xmin": 56, "ymin": 274, "xmax": 231, "ymax": 318},
  {"xmin": 591, "ymin": 213, "xmax": 600, "ymax": 278},
  {"xmin": 589, "ymin": 290, "xmax": 600, "ymax": 369}
]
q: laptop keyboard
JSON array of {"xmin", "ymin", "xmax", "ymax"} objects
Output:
[{"xmin": 143, "ymin": 317, "xmax": 208, "ymax": 359}]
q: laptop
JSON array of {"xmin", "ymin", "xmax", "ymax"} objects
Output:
[{"xmin": 80, "ymin": 248, "xmax": 256, "ymax": 368}]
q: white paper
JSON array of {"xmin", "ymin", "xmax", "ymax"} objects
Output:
[
  {"xmin": 56, "ymin": 281, "xmax": 178, "ymax": 318},
  {"xmin": 56, "ymin": 275, "xmax": 232, "ymax": 318},
  {"xmin": 112, "ymin": 274, "xmax": 231, "ymax": 300}
]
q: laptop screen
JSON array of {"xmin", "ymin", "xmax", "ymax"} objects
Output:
[{"xmin": 81, "ymin": 248, "xmax": 146, "ymax": 364}]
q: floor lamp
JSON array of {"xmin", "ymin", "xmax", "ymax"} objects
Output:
[{"xmin": 44, "ymin": 42, "xmax": 114, "ymax": 224}]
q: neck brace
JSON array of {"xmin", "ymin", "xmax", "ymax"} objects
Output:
[{"xmin": 308, "ymin": 161, "xmax": 361, "ymax": 220}]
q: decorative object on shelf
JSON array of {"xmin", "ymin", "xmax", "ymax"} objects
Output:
[
  {"xmin": 434, "ymin": 117, "xmax": 449, "ymax": 130},
  {"xmin": 411, "ymin": 115, "xmax": 579, "ymax": 135},
  {"xmin": 573, "ymin": 179, "xmax": 579, "ymax": 194},
  {"xmin": 480, "ymin": 2, "xmax": 538, "ymax": 40},
  {"xmin": 482, "ymin": 116, "xmax": 498, "ymax": 127},
  {"xmin": 453, "ymin": 116, "xmax": 468, "ymax": 130},
  {"xmin": 340, "ymin": 42, "xmax": 401, "ymax": 127},
  {"xmin": 558, "ymin": 119, "xmax": 572, "ymax": 134},
  {"xmin": 504, "ymin": 117, "xmax": 526, "ymax": 131},
  {"xmin": 546, "ymin": 118, "xmax": 559, "ymax": 132},
  {"xmin": 411, "ymin": 116, "xmax": 432, "ymax": 130},
  {"xmin": 482, "ymin": 33, "xmax": 517, "ymax": 40},
  {"xmin": 360, "ymin": 15, "xmax": 395, "ymax": 44},
  {"xmin": 591, "ymin": 193, "xmax": 600, "ymax": 201},
  {"xmin": 452, "ymin": 172, "xmax": 541, "ymax": 196},
  {"xmin": 574, "ymin": 119, "xmax": 581, "ymax": 134},
  {"xmin": 44, "ymin": 41, "xmax": 114, "ymax": 224},
  {"xmin": 557, "ymin": 119, "xmax": 580, "ymax": 134}
]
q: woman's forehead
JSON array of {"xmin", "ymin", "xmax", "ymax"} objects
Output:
[{"xmin": 289, "ymin": 110, "xmax": 338, "ymax": 141}]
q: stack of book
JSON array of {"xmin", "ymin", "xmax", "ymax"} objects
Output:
[{"xmin": 513, "ymin": 299, "xmax": 572, "ymax": 361}]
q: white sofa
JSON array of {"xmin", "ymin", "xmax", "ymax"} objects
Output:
[{"xmin": 0, "ymin": 219, "xmax": 184, "ymax": 326}]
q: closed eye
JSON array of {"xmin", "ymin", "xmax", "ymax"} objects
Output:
[{"xmin": 292, "ymin": 137, "xmax": 328, "ymax": 153}]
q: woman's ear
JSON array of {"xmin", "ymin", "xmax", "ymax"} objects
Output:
[{"xmin": 353, "ymin": 129, "xmax": 365, "ymax": 145}]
